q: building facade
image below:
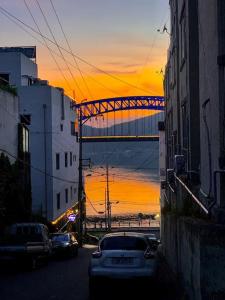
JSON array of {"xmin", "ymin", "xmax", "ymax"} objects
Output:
[
  {"xmin": 0, "ymin": 87, "xmax": 31, "ymax": 224},
  {"xmin": 164, "ymin": 0, "xmax": 225, "ymax": 222},
  {"xmin": 0, "ymin": 47, "xmax": 79, "ymax": 222},
  {"xmin": 162, "ymin": 1, "xmax": 225, "ymax": 298},
  {"xmin": 0, "ymin": 89, "xmax": 19, "ymax": 160}
]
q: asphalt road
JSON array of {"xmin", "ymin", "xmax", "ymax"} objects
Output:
[{"xmin": 0, "ymin": 245, "xmax": 183, "ymax": 300}]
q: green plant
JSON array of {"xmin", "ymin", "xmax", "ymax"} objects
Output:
[
  {"xmin": 0, "ymin": 84, "xmax": 17, "ymax": 96},
  {"xmin": 0, "ymin": 153, "xmax": 30, "ymax": 231}
]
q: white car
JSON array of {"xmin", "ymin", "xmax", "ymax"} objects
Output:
[{"xmin": 89, "ymin": 232, "xmax": 158, "ymax": 294}]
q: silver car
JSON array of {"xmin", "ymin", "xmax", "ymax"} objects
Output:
[{"xmin": 89, "ymin": 232, "xmax": 158, "ymax": 293}]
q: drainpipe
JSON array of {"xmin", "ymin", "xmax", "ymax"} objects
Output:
[
  {"xmin": 43, "ymin": 104, "xmax": 47, "ymax": 219},
  {"xmin": 208, "ymin": 170, "xmax": 225, "ymax": 213}
]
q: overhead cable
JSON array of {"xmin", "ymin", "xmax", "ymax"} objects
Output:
[
  {"xmin": 49, "ymin": 0, "xmax": 93, "ymax": 99},
  {"xmin": 0, "ymin": 6, "xmax": 159, "ymax": 95},
  {"xmin": 34, "ymin": 0, "xmax": 85, "ymax": 99},
  {"xmin": 23, "ymin": 0, "xmax": 73, "ymax": 93}
]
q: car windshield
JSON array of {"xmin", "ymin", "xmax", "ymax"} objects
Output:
[
  {"xmin": 100, "ymin": 236, "xmax": 147, "ymax": 251},
  {"xmin": 52, "ymin": 235, "xmax": 69, "ymax": 242}
]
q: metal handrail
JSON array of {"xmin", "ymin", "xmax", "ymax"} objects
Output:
[{"xmin": 174, "ymin": 173, "xmax": 209, "ymax": 215}]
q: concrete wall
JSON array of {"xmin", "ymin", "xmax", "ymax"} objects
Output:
[
  {"xmin": 19, "ymin": 85, "xmax": 53, "ymax": 218},
  {"xmin": 0, "ymin": 90, "xmax": 18, "ymax": 162},
  {"xmin": 18, "ymin": 85, "xmax": 79, "ymax": 221},
  {"xmin": 0, "ymin": 52, "xmax": 37, "ymax": 86},
  {"xmin": 50, "ymin": 88, "xmax": 79, "ymax": 221},
  {"xmin": 162, "ymin": 214, "xmax": 225, "ymax": 299},
  {"xmin": 198, "ymin": 0, "xmax": 225, "ymax": 212}
]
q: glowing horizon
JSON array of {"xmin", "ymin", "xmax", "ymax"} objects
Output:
[{"xmin": 0, "ymin": 0, "xmax": 169, "ymax": 104}]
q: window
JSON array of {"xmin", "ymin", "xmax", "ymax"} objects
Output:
[
  {"xmin": 28, "ymin": 77, "xmax": 33, "ymax": 86},
  {"xmin": 21, "ymin": 126, "xmax": 29, "ymax": 153},
  {"xmin": 57, "ymin": 193, "xmax": 60, "ymax": 210},
  {"xmin": 70, "ymin": 152, "xmax": 72, "ymax": 166},
  {"xmin": 61, "ymin": 92, "xmax": 65, "ymax": 120},
  {"xmin": 70, "ymin": 187, "xmax": 73, "ymax": 200},
  {"xmin": 56, "ymin": 153, "xmax": 60, "ymax": 170},
  {"xmin": 65, "ymin": 152, "xmax": 68, "ymax": 167},
  {"xmin": 0, "ymin": 73, "xmax": 9, "ymax": 86},
  {"xmin": 60, "ymin": 124, "xmax": 63, "ymax": 131},
  {"xmin": 74, "ymin": 188, "xmax": 77, "ymax": 194},
  {"xmin": 20, "ymin": 114, "xmax": 31, "ymax": 125},
  {"xmin": 73, "ymin": 155, "xmax": 76, "ymax": 162},
  {"xmin": 65, "ymin": 189, "xmax": 68, "ymax": 203},
  {"xmin": 100, "ymin": 236, "xmax": 147, "ymax": 251},
  {"xmin": 71, "ymin": 122, "xmax": 76, "ymax": 136}
]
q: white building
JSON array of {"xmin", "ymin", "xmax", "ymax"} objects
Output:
[
  {"xmin": 0, "ymin": 47, "xmax": 79, "ymax": 222},
  {"xmin": 0, "ymin": 89, "xmax": 19, "ymax": 161}
]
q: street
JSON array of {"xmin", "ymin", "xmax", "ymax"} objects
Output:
[{"xmin": 0, "ymin": 244, "xmax": 183, "ymax": 300}]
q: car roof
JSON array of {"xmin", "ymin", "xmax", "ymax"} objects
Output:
[
  {"xmin": 102, "ymin": 232, "xmax": 147, "ymax": 239},
  {"xmin": 51, "ymin": 232, "xmax": 69, "ymax": 235}
]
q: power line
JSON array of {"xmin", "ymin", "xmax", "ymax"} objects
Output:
[
  {"xmin": 85, "ymin": 194, "xmax": 99, "ymax": 214},
  {"xmin": 0, "ymin": 6, "xmax": 159, "ymax": 95},
  {"xmin": 49, "ymin": 0, "xmax": 93, "ymax": 99},
  {"xmin": 0, "ymin": 148, "xmax": 78, "ymax": 184},
  {"xmin": 137, "ymin": 12, "xmax": 170, "ymax": 86},
  {"xmin": 0, "ymin": 8, "xmax": 122, "ymax": 99},
  {"xmin": 23, "ymin": 0, "xmax": 73, "ymax": 93},
  {"xmin": 0, "ymin": 101, "xmax": 78, "ymax": 185},
  {"xmin": 34, "ymin": 0, "xmax": 86, "ymax": 99},
  {"xmin": 88, "ymin": 169, "xmax": 159, "ymax": 183}
]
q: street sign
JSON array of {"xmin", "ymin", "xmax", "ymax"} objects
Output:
[{"xmin": 68, "ymin": 214, "xmax": 76, "ymax": 222}]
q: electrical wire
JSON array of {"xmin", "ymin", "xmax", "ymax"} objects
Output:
[
  {"xmin": 0, "ymin": 7, "xmax": 123, "ymax": 99},
  {"xmin": 0, "ymin": 6, "xmax": 159, "ymax": 95},
  {"xmin": 34, "ymin": 0, "xmax": 85, "ymax": 99},
  {"xmin": 0, "ymin": 148, "xmax": 78, "ymax": 184},
  {"xmin": 85, "ymin": 194, "xmax": 100, "ymax": 214},
  {"xmin": 0, "ymin": 101, "xmax": 79, "ymax": 185},
  {"xmin": 137, "ymin": 12, "xmax": 169, "ymax": 86},
  {"xmin": 49, "ymin": 0, "xmax": 93, "ymax": 99},
  {"xmin": 23, "ymin": 0, "xmax": 73, "ymax": 93}
]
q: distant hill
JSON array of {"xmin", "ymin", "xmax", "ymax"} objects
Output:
[
  {"xmin": 83, "ymin": 113, "xmax": 164, "ymax": 172},
  {"xmin": 83, "ymin": 112, "xmax": 164, "ymax": 137}
]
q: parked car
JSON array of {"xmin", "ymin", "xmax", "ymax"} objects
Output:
[
  {"xmin": 0, "ymin": 223, "xmax": 52, "ymax": 269},
  {"xmin": 89, "ymin": 232, "xmax": 158, "ymax": 296},
  {"xmin": 50, "ymin": 232, "xmax": 78, "ymax": 258},
  {"xmin": 145, "ymin": 233, "xmax": 160, "ymax": 251}
]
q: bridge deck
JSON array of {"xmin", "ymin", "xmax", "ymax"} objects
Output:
[{"xmin": 82, "ymin": 135, "xmax": 159, "ymax": 142}]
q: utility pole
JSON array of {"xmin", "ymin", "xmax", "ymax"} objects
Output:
[
  {"xmin": 106, "ymin": 163, "xmax": 111, "ymax": 231},
  {"xmin": 105, "ymin": 188, "xmax": 107, "ymax": 230},
  {"xmin": 78, "ymin": 107, "xmax": 83, "ymax": 246},
  {"xmin": 43, "ymin": 104, "xmax": 47, "ymax": 219}
]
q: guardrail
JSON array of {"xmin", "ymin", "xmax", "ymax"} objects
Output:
[{"xmin": 86, "ymin": 219, "xmax": 160, "ymax": 229}]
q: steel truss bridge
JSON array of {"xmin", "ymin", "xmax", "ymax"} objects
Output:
[{"xmin": 75, "ymin": 96, "xmax": 165, "ymax": 142}]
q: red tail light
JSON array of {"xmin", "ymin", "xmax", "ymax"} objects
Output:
[{"xmin": 92, "ymin": 251, "xmax": 102, "ymax": 258}]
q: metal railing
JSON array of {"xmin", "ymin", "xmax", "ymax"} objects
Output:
[{"xmin": 174, "ymin": 173, "xmax": 209, "ymax": 215}]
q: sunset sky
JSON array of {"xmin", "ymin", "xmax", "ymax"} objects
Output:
[{"xmin": 0, "ymin": 0, "xmax": 169, "ymax": 103}]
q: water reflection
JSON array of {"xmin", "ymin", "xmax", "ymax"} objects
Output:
[{"xmin": 85, "ymin": 167, "xmax": 160, "ymax": 216}]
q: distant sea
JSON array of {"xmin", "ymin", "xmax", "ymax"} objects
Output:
[{"xmin": 83, "ymin": 115, "xmax": 162, "ymax": 216}]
